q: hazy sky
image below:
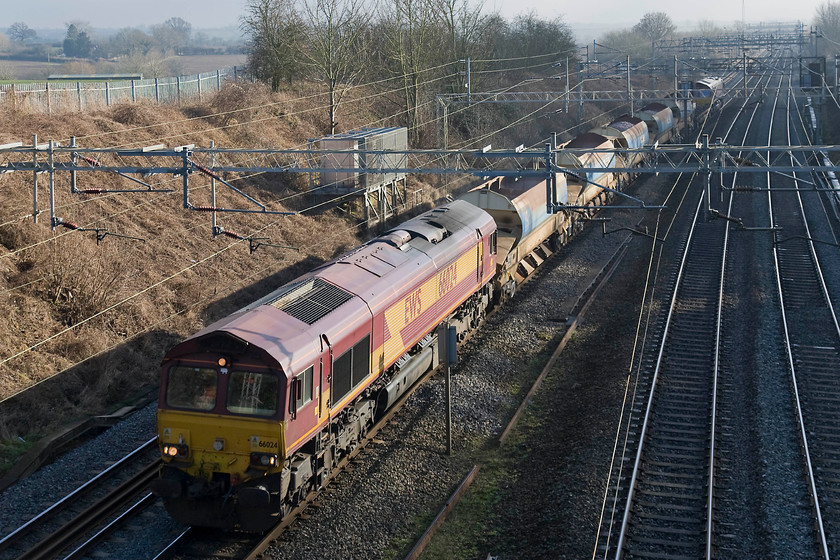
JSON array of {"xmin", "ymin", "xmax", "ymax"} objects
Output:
[{"xmin": 1, "ymin": 0, "xmax": 820, "ymax": 31}]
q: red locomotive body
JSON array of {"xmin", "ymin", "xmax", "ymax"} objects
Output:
[{"xmin": 153, "ymin": 200, "xmax": 496, "ymax": 530}]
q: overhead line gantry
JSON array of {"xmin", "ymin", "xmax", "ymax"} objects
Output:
[{"xmin": 2, "ymin": 138, "xmax": 839, "ymax": 225}]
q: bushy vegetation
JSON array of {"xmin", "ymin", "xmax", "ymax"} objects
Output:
[
  {"xmin": 241, "ymin": 0, "xmax": 578, "ymax": 145},
  {"xmin": 816, "ymin": 1, "xmax": 840, "ymax": 56}
]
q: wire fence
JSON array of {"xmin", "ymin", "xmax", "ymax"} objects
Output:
[{"xmin": 0, "ymin": 66, "xmax": 249, "ymax": 114}]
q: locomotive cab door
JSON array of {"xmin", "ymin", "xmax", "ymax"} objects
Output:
[
  {"xmin": 320, "ymin": 334, "xmax": 332, "ymax": 421},
  {"xmin": 476, "ymin": 229, "xmax": 484, "ymax": 281},
  {"xmin": 317, "ymin": 334, "xmax": 334, "ymax": 484}
]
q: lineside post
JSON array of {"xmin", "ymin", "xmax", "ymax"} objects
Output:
[
  {"xmin": 743, "ymin": 51, "xmax": 747, "ymax": 100},
  {"xmin": 182, "ymin": 148, "xmax": 190, "ymax": 209},
  {"xmin": 702, "ymin": 134, "xmax": 712, "ymax": 217},
  {"xmin": 70, "ymin": 137, "xmax": 77, "ymax": 194},
  {"xmin": 210, "ymin": 140, "xmax": 217, "ymax": 236},
  {"xmin": 438, "ymin": 323, "xmax": 457, "ymax": 456},
  {"xmin": 545, "ymin": 142, "xmax": 554, "ymax": 214},
  {"xmin": 32, "ymin": 134, "xmax": 38, "ymax": 224},
  {"xmin": 48, "ymin": 140, "xmax": 56, "ymax": 230},
  {"xmin": 565, "ymin": 57, "xmax": 570, "ymax": 114}
]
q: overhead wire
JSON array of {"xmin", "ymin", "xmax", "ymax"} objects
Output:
[
  {"xmin": 592, "ymin": 60, "xmax": 778, "ymax": 556},
  {"xmin": 0, "ymin": 50, "xmax": 638, "ymax": 388},
  {"xmin": 1, "ymin": 50, "xmax": 563, "ymax": 228},
  {"xmin": 0, "ymin": 193, "xmax": 374, "ymax": 404}
]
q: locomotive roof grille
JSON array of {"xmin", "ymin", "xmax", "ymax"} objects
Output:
[{"xmin": 267, "ymin": 277, "xmax": 354, "ymax": 325}]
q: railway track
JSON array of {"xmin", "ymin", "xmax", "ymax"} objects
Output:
[
  {"xmin": 0, "ymin": 438, "xmax": 159, "ymax": 560},
  {"xmin": 768, "ymin": 77, "xmax": 840, "ymax": 558},
  {"xmin": 594, "ymin": 65, "xmax": 777, "ymax": 559},
  {"xmin": 612, "ymin": 185, "xmax": 728, "ymax": 559},
  {"xmin": 593, "ymin": 53, "xmax": 840, "ymax": 559}
]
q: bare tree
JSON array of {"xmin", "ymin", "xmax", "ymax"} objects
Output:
[
  {"xmin": 432, "ymin": 0, "xmax": 500, "ymax": 96},
  {"xmin": 816, "ymin": 1, "xmax": 840, "ymax": 54},
  {"xmin": 633, "ymin": 11, "xmax": 675, "ymax": 58},
  {"xmin": 109, "ymin": 28, "xmax": 155, "ymax": 57},
  {"xmin": 301, "ymin": 0, "xmax": 370, "ymax": 134},
  {"xmin": 151, "ymin": 17, "xmax": 192, "ymax": 51},
  {"xmin": 633, "ymin": 12, "xmax": 676, "ymax": 42},
  {"xmin": 696, "ymin": 19, "xmax": 724, "ymax": 37},
  {"xmin": 434, "ymin": 0, "xmax": 491, "ymax": 63},
  {"xmin": 7, "ymin": 22, "xmax": 37, "ymax": 43},
  {"xmin": 241, "ymin": 0, "xmax": 306, "ymax": 90},
  {"xmin": 602, "ymin": 30, "xmax": 647, "ymax": 60},
  {"xmin": 383, "ymin": 0, "xmax": 443, "ymax": 139},
  {"xmin": 498, "ymin": 12, "xmax": 577, "ymax": 67}
]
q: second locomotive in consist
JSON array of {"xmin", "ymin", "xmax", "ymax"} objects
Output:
[
  {"xmin": 152, "ymin": 87, "xmax": 705, "ymax": 531},
  {"xmin": 693, "ymin": 76, "xmax": 724, "ymax": 107}
]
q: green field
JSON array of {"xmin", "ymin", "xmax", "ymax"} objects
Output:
[{"xmin": 0, "ymin": 54, "xmax": 247, "ymax": 81}]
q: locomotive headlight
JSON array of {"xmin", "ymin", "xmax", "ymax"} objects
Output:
[
  {"xmin": 163, "ymin": 444, "xmax": 189, "ymax": 458},
  {"xmin": 213, "ymin": 438, "xmax": 225, "ymax": 451},
  {"xmin": 250, "ymin": 452, "xmax": 278, "ymax": 468}
]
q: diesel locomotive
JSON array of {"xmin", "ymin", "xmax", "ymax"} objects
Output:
[{"xmin": 151, "ymin": 88, "xmax": 707, "ymax": 531}]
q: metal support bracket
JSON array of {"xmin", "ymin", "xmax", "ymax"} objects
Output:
[{"xmin": 775, "ymin": 234, "xmax": 840, "ymax": 248}]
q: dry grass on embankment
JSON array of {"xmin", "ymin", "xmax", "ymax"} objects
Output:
[
  {"xmin": 0, "ymin": 81, "xmax": 445, "ymax": 456},
  {"xmin": 0, "ymin": 75, "xmax": 628, "ymax": 466}
]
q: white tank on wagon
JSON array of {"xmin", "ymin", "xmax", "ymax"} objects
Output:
[
  {"xmin": 664, "ymin": 95, "xmax": 695, "ymax": 124},
  {"xmin": 461, "ymin": 173, "xmax": 570, "ymax": 292},
  {"xmin": 590, "ymin": 114, "xmax": 649, "ymax": 178},
  {"xmin": 556, "ymin": 132, "xmax": 618, "ymax": 207},
  {"xmin": 636, "ymin": 102, "xmax": 675, "ymax": 144}
]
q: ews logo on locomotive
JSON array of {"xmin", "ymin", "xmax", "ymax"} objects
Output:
[{"xmin": 403, "ymin": 262, "xmax": 459, "ymax": 325}]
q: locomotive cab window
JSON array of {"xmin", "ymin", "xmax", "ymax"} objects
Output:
[
  {"xmin": 226, "ymin": 371, "xmax": 278, "ymax": 416},
  {"xmin": 166, "ymin": 366, "xmax": 218, "ymax": 411},
  {"xmin": 490, "ymin": 231, "xmax": 497, "ymax": 255},
  {"xmin": 292, "ymin": 366, "xmax": 314, "ymax": 412}
]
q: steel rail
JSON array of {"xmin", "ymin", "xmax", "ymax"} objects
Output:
[
  {"xmin": 612, "ymin": 177, "xmax": 711, "ymax": 559},
  {"xmin": 0, "ymin": 437, "xmax": 157, "ymax": 555},
  {"xmin": 61, "ymin": 492, "xmax": 158, "ymax": 560},
  {"xmin": 20, "ymin": 460, "xmax": 160, "ymax": 560},
  {"xmin": 613, "ymin": 61, "xmax": 774, "ymax": 560},
  {"xmin": 767, "ymin": 74, "xmax": 834, "ymax": 560}
]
